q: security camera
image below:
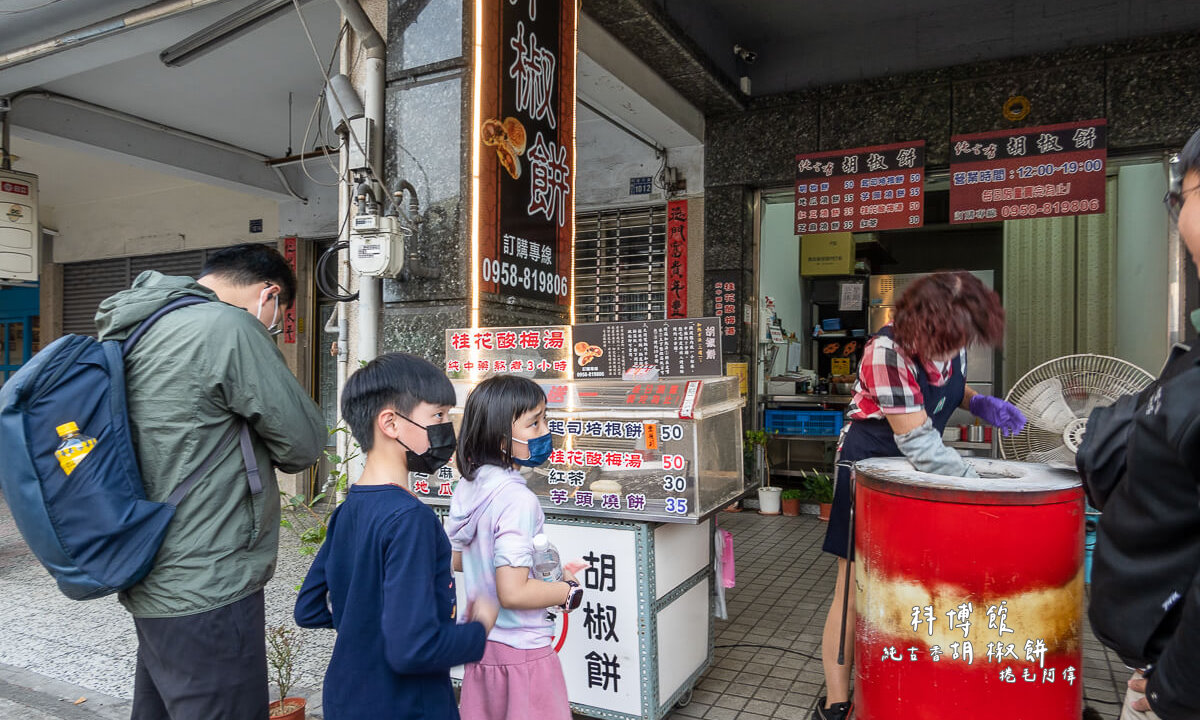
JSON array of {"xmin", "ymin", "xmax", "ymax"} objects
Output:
[{"xmin": 733, "ymin": 44, "xmax": 757, "ymax": 64}]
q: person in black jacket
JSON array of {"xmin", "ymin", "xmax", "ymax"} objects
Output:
[{"xmin": 1077, "ymin": 128, "xmax": 1200, "ymax": 720}]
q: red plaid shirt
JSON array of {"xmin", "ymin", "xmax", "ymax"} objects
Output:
[{"xmin": 846, "ymin": 328, "xmax": 966, "ymax": 421}]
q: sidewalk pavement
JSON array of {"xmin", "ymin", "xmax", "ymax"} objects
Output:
[{"xmin": 0, "ymin": 496, "xmax": 1128, "ymax": 719}]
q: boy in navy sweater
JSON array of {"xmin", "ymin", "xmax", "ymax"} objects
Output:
[{"xmin": 296, "ymin": 353, "xmax": 495, "ymax": 719}]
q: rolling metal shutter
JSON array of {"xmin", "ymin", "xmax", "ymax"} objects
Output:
[
  {"xmin": 574, "ymin": 206, "xmax": 667, "ymax": 323},
  {"xmin": 62, "ymin": 251, "xmax": 208, "ymax": 337}
]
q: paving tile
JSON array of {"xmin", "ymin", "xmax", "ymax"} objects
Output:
[
  {"xmin": 773, "ymin": 702, "xmax": 813, "ymax": 719},
  {"xmin": 724, "ymin": 683, "xmax": 759, "ymax": 699},
  {"xmin": 703, "ymin": 706, "xmax": 740, "ymax": 720},
  {"xmin": 714, "ymin": 694, "xmax": 748, "ymax": 711},
  {"xmin": 754, "ymin": 686, "xmax": 788, "ymax": 703},
  {"xmin": 742, "ymin": 699, "xmax": 778, "ymax": 715}
]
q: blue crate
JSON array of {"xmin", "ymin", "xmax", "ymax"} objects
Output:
[
  {"xmin": 764, "ymin": 409, "xmax": 845, "ymax": 436},
  {"xmin": 821, "ymin": 318, "xmax": 842, "ymax": 331}
]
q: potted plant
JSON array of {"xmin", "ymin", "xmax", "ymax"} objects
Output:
[
  {"xmin": 780, "ymin": 488, "xmax": 804, "ymax": 516},
  {"xmin": 804, "ymin": 471, "xmax": 835, "ymax": 521},
  {"xmin": 266, "ymin": 625, "xmax": 306, "ymax": 719},
  {"xmin": 745, "ymin": 429, "xmax": 780, "ymax": 514},
  {"xmin": 281, "ymin": 425, "xmax": 359, "ymax": 556}
]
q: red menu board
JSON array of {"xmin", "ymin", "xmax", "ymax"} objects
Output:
[
  {"xmin": 666, "ymin": 200, "xmax": 688, "ymax": 318},
  {"xmin": 949, "ymin": 119, "xmax": 1106, "ymax": 224},
  {"xmin": 795, "ymin": 141, "xmax": 925, "ymax": 235}
]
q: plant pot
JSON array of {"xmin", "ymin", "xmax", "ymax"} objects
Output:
[
  {"xmin": 818, "ymin": 502, "xmax": 832, "ymax": 521},
  {"xmin": 781, "ymin": 498, "xmax": 802, "ymax": 516},
  {"xmin": 757, "ymin": 486, "xmax": 782, "ymax": 515},
  {"xmin": 270, "ymin": 698, "xmax": 306, "ymax": 720}
]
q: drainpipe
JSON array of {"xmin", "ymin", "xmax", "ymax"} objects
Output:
[
  {"xmin": 331, "ymin": 0, "xmax": 384, "ymax": 365},
  {"xmin": 0, "ymin": 0, "xmax": 236, "ymax": 72}
]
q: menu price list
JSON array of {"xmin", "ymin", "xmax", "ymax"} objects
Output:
[{"xmin": 795, "ymin": 141, "xmax": 926, "ymax": 235}]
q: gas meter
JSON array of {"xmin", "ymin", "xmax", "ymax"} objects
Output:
[{"xmin": 350, "ymin": 213, "xmax": 406, "ymax": 277}]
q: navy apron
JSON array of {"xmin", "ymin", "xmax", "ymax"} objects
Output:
[{"xmin": 821, "ymin": 325, "xmax": 966, "ymax": 558}]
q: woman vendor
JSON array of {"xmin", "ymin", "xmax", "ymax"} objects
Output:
[{"xmin": 811, "ymin": 271, "xmax": 1027, "ymax": 720}]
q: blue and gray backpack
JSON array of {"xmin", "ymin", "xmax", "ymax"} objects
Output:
[{"xmin": 0, "ymin": 296, "xmax": 257, "ymax": 600}]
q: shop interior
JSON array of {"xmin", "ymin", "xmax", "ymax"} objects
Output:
[{"xmin": 752, "ymin": 160, "xmax": 1172, "ymax": 499}]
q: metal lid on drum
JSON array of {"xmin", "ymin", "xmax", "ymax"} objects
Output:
[{"xmin": 853, "ymin": 457, "xmax": 1082, "ymax": 505}]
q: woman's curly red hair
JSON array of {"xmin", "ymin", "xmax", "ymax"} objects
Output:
[{"xmin": 892, "ymin": 271, "xmax": 1004, "ymax": 361}]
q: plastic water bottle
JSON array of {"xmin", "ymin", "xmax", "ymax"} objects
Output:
[
  {"xmin": 532, "ymin": 533, "xmax": 562, "ymax": 582},
  {"xmin": 54, "ymin": 422, "xmax": 97, "ymax": 476}
]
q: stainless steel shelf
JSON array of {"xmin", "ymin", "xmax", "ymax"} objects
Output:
[{"xmin": 761, "ymin": 394, "xmax": 854, "ymax": 404}]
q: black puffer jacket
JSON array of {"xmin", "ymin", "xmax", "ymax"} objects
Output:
[{"xmin": 1077, "ymin": 344, "xmax": 1200, "ymax": 720}]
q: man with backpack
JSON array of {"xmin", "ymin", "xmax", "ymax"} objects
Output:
[{"xmin": 95, "ymin": 243, "xmax": 325, "ymax": 719}]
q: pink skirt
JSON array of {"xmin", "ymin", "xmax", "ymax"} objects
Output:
[{"xmin": 459, "ymin": 640, "xmax": 570, "ymax": 720}]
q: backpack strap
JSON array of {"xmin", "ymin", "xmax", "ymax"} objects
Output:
[
  {"xmin": 122, "ymin": 295, "xmax": 264, "ymax": 505},
  {"xmin": 165, "ymin": 422, "xmax": 262, "ymax": 507},
  {"xmin": 122, "ymin": 295, "xmax": 209, "ymax": 356}
]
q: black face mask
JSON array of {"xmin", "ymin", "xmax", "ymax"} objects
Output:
[{"xmin": 396, "ymin": 415, "xmax": 457, "ymax": 474}]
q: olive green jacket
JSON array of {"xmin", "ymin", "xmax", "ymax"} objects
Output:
[{"xmin": 96, "ymin": 271, "xmax": 325, "ymax": 617}]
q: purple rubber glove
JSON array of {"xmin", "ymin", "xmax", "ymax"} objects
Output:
[{"xmin": 969, "ymin": 394, "xmax": 1027, "ymax": 436}]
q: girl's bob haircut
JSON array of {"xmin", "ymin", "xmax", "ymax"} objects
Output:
[
  {"xmin": 456, "ymin": 374, "xmax": 548, "ymax": 480},
  {"xmin": 892, "ymin": 270, "xmax": 1005, "ymax": 361}
]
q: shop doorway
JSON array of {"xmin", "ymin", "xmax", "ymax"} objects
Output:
[{"xmin": 0, "ymin": 284, "xmax": 40, "ymax": 385}]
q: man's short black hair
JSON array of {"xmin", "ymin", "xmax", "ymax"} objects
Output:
[
  {"xmin": 456, "ymin": 374, "xmax": 547, "ymax": 480},
  {"xmin": 200, "ymin": 243, "xmax": 297, "ymax": 308},
  {"xmin": 341, "ymin": 352, "xmax": 457, "ymax": 452},
  {"xmin": 1180, "ymin": 128, "xmax": 1200, "ymax": 177}
]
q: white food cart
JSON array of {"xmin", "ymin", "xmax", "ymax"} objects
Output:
[{"xmin": 415, "ymin": 322, "xmax": 745, "ymax": 720}]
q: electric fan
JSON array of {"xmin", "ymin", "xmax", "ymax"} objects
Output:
[{"xmin": 1000, "ymin": 354, "xmax": 1155, "ymax": 466}]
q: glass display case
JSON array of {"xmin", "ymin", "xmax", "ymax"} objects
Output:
[{"xmin": 415, "ymin": 376, "xmax": 745, "ymax": 523}]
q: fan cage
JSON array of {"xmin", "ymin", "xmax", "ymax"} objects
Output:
[{"xmin": 1000, "ymin": 354, "xmax": 1155, "ymax": 464}]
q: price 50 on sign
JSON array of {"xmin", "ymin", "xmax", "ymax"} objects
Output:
[{"xmin": 662, "ymin": 454, "xmax": 685, "ymax": 471}]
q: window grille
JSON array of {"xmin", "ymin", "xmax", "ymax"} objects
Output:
[{"xmin": 574, "ymin": 206, "xmax": 666, "ymax": 323}]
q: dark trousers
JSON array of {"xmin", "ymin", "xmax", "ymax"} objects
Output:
[{"xmin": 131, "ymin": 590, "xmax": 269, "ymax": 720}]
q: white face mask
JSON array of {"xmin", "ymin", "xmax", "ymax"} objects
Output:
[{"xmin": 254, "ymin": 286, "xmax": 282, "ymax": 336}]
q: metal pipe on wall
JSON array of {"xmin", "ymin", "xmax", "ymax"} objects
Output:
[{"xmin": 331, "ymin": 0, "xmax": 384, "ymax": 366}]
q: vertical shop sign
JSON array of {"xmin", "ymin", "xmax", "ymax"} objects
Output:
[
  {"xmin": 548, "ymin": 524, "xmax": 641, "ymax": 716},
  {"xmin": 949, "ymin": 119, "xmax": 1106, "ymax": 224},
  {"xmin": 666, "ymin": 199, "xmax": 688, "ymax": 318},
  {"xmin": 711, "ymin": 270, "xmax": 740, "ymax": 354},
  {"xmin": 282, "ymin": 237, "xmax": 297, "ymax": 344},
  {"xmin": 795, "ymin": 141, "xmax": 926, "ymax": 235},
  {"xmin": 474, "ymin": 0, "xmax": 576, "ymax": 304}
]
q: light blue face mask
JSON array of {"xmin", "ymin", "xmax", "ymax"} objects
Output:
[{"xmin": 512, "ymin": 432, "xmax": 553, "ymax": 467}]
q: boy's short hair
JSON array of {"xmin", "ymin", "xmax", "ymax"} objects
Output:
[
  {"xmin": 456, "ymin": 374, "xmax": 547, "ymax": 479},
  {"xmin": 1180, "ymin": 128, "xmax": 1200, "ymax": 177},
  {"xmin": 341, "ymin": 352, "xmax": 456, "ymax": 452},
  {"xmin": 200, "ymin": 243, "xmax": 297, "ymax": 308}
]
